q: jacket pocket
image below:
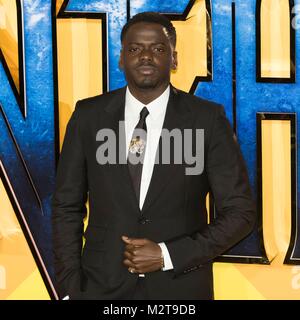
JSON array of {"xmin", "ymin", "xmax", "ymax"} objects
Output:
[{"xmin": 82, "ymin": 224, "xmax": 107, "ymax": 267}]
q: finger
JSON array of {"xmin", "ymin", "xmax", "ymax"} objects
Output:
[
  {"xmin": 123, "ymin": 259, "xmax": 135, "ymax": 268},
  {"xmin": 126, "ymin": 253, "xmax": 146, "ymax": 264},
  {"xmin": 134, "ymin": 260, "xmax": 159, "ymax": 274},
  {"xmin": 125, "ymin": 244, "xmax": 135, "ymax": 252},
  {"xmin": 129, "ymin": 251, "xmax": 157, "ymax": 265},
  {"xmin": 126, "ymin": 244, "xmax": 159, "ymax": 258},
  {"xmin": 128, "ymin": 267, "xmax": 137, "ymax": 274},
  {"xmin": 124, "ymin": 251, "xmax": 154, "ymax": 269},
  {"xmin": 129, "ymin": 238, "xmax": 148, "ymax": 246},
  {"xmin": 122, "ymin": 236, "xmax": 142, "ymax": 244},
  {"xmin": 121, "ymin": 236, "xmax": 131, "ymax": 243},
  {"xmin": 125, "ymin": 244, "xmax": 141, "ymax": 254},
  {"xmin": 122, "ymin": 236, "xmax": 147, "ymax": 246},
  {"xmin": 124, "ymin": 251, "xmax": 134, "ymax": 261}
]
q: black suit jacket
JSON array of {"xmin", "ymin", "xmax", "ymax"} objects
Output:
[{"xmin": 52, "ymin": 86, "xmax": 256, "ymax": 300}]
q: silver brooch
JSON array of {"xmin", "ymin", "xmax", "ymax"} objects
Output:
[{"xmin": 129, "ymin": 137, "xmax": 146, "ymax": 154}]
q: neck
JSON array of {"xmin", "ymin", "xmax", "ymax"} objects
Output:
[{"xmin": 128, "ymin": 83, "xmax": 169, "ymax": 105}]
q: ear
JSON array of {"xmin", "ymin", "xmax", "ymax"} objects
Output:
[
  {"xmin": 171, "ymin": 50, "xmax": 178, "ymax": 70},
  {"xmin": 119, "ymin": 49, "xmax": 124, "ymax": 70}
]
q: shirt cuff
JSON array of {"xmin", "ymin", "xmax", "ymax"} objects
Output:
[{"xmin": 158, "ymin": 242, "xmax": 174, "ymax": 271}]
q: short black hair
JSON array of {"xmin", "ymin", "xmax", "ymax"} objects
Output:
[{"xmin": 121, "ymin": 12, "xmax": 176, "ymax": 48}]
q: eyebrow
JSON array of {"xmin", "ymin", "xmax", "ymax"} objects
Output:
[{"xmin": 128, "ymin": 42, "xmax": 167, "ymax": 46}]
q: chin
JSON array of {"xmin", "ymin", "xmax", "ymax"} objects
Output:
[{"xmin": 136, "ymin": 79, "xmax": 158, "ymax": 89}]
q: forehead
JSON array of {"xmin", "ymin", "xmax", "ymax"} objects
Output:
[{"xmin": 123, "ymin": 22, "xmax": 170, "ymax": 43}]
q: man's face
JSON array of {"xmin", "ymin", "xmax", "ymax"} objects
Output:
[{"xmin": 119, "ymin": 22, "xmax": 177, "ymax": 91}]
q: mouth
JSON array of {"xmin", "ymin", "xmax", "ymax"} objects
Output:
[{"xmin": 136, "ymin": 65, "xmax": 156, "ymax": 75}]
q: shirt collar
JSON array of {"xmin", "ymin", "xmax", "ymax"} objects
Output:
[{"xmin": 125, "ymin": 85, "xmax": 170, "ymax": 121}]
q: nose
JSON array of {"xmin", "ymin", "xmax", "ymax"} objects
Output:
[{"xmin": 139, "ymin": 48, "xmax": 153, "ymax": 62}]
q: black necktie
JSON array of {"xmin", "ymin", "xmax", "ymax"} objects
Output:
[{"xmin": 127, "ymin": 107, "xmax": 149, "ymax": 203}]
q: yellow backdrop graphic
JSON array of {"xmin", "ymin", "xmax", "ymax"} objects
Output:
[{"xmin": 0, "ymin": 0, "xmax": 299, "ymax": 299}]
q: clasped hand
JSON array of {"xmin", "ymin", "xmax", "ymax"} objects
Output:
[{"xmin": 122, "ymin": 236, "xmax": 162, "ymax": 274}]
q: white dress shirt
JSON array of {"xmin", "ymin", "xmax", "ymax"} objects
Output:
[{"xmin": 125, "ymin": 86, "xmax": 174, "ymax": 274}]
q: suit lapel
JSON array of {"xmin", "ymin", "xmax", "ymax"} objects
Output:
[
  {"xmin": 141, "ymin": 86, "xmax": 193, "ymax": 214},
  {"xmin": 102, "ymin": 87, "xmax": 141, "ymax": 216}
]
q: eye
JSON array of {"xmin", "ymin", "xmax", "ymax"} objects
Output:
[
  {"xmin": 153, "ymin": 47, "xmax": 165, "ymax": 53},
  {"xmin": 128, "ymin": 47, "xmax": 140, "ymax": 53}
]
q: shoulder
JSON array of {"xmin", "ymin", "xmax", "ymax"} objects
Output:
[
  {"xmin": 172, "ymin": 87, "xmax": 226, "ymax": 130},
  {"xmin": 173, "ymin": 86, "xmax": 224, "ymax": 115},
  {"xmin": 74, "ymin": 87, "xmax": 125, "ymax": 115}
]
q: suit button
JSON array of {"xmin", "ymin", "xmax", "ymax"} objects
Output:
[{"xmin": 138, "ymin": 217, "xmax": 151, "ymax": 224}]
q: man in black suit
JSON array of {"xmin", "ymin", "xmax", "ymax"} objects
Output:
[{"xmin": 52, "ymin": 12, "xmax": 256, "ymax": 300}]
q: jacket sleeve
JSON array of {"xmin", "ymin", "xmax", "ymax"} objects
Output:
[
  {"xmin": 165, "ymin": 105, "xmax": 256, "ymax": 277},
  {"xmin": 51, "ymin": 101, "xmax": 87, "ymax": 299}
]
